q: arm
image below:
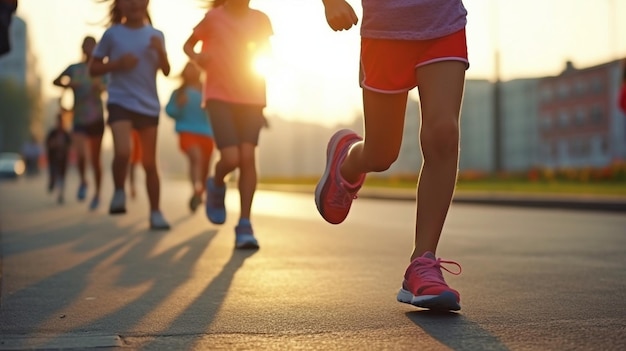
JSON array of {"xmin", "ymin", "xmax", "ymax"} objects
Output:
[
  {"xmin": 52, "ymin": 66, "xmax": 72, "ymax": 88},
  {"xmin": 89, "ymin": 54, "xmax": 138, "ymax": 77},
  {"xmin": 183, "ymin": 33, "xmax": 208, "ymax": 68},
  {"xmin": 150, "ymin": 34, "xmax": 170, "ymax": 76},
  {"xmin": 164, "ymin": 90, "xmax": 182, "ymax": 119},
  {"xmin": 321, "ymin": 0, "xmax": 358, "ymax": 31}
]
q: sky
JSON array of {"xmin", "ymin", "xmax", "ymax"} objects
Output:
[{"xmin": 14, "ymin": 0, "xmax": 626, "ymax": 128}]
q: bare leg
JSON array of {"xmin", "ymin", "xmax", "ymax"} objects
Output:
[
  {"xmin": 412, "ymin": 61, "xmax": 466, "ymax": 260},
  {"xmin": 213, "ymin": 146, "xmax": 239, "ymax": 187},
  {"xmin": 109, "ymin": 121, "xmax": 132, "ymax": 191},
  {"xmin": 237, "ymin": 143, "xmax": 257, "ymax": 220},
  {"xmin": 186, "ymin": 145, "xmax": 204, "ymax": 195},
  {"xmin": 137, "ymin": 126, "xmax": 160, "ymax": 212},
  {"xmin": 72, "ymin": 133, "xmax": 88, "ymax": 185},
  {"xmin": 88, "ymin": 135, "xmax": 103, "ymax": 198},
  {"xmin": 340, "ymin": 91, "xmax": 408, "ymax": 184},
  {"xmin": 200, "ymin": 140, "xmax": 215, "ymax": 193}
]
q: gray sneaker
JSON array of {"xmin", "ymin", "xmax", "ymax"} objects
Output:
[
  {"xmin": 235, "ymin": 224, "xmax": 259, "ymax": 250},
  {"xmin": 150, "ymin": 211, "xmax": 171, "ymax": 230},
  {"xmin": 109, "ymin": 189, "xmax": 126, "ymax": 214}
]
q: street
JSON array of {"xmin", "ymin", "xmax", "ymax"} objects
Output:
[{"xmin": 1, "ymin": 175, "xmax": 625, "ymax": 350}]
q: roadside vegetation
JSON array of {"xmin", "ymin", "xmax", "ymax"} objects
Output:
[{"xmin": 259, "ymin": 162, "xmax": 626, "ymax": 197}]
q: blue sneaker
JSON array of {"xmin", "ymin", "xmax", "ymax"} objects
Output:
[
  {"xmin": 235, "ymin": 224, "xmax": 259, "ymax": 250},
  {"xmin": 77, "ymin": 183, "xmax": 87, "ymax": 201},
  {"xmin": 89, "ymin": 196, "xmax": 100, "ymax": 211},
  {"xmin": 109, "ymin": 189, "xmax": 127, "ymax": 215},
  {"xmin": 205, "ymin": 178, "xmax": 226, "ymax": 224}
]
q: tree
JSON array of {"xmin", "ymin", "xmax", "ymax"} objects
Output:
[{"xmin": 0, "ymin": 78, "xmax": 37, "ymax": 152}]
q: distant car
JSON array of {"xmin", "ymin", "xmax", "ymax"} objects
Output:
[{"xmin": 0, "ymin": 152, "xmax": 26, "ymax": 179}]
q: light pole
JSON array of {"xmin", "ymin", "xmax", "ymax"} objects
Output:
[{"xmin": 491, "ymin": 0, "xmax": 503, "ymax": 173}]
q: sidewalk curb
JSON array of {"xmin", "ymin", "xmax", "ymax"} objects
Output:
[{"xmin": 258, "ymin": 184, "xmax": 626, "ymax": 213}]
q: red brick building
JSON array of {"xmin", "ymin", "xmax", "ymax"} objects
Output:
[{"xmin": 537, "ymin": 60, "xmax": 626, "ymax": 168}]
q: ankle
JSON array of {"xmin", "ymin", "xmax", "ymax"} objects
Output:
[
  {"xmin": 238, "ymin": 218, "xmax": 252, "ymax": 227},
  {"xmin": 339, "ymin": 164, "xmax": 364, "ymax": 187}
]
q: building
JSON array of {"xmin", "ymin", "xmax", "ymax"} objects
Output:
[
  {"xmin": 500, "ymin": 78, "xmax": 540, "ymax": 171},
  {"xmin": 537, "ymin": 60, "xmax": 625, "ymax": 168},
  {"xmin": 0, "ymin": 16, "xmax": 43, "ymax": 151},
  {"xmin": 0, "ymin": 16, "xmax": 40, "ymax": 89}
]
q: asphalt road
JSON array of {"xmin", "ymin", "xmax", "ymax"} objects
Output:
[{"xmin": 1, "ymin": 175, "xmax": 625, "ymax": 350}]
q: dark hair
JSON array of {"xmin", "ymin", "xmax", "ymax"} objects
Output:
[{"xmin": 96, "ymin": 0, "xmax": 152, "ymax": 26}]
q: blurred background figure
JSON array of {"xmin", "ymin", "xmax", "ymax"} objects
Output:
[
  {"xmin": 20, "ymin": 134, "xmax": 42, "ymax": 176},
  {"xmin": 45, "ymin": 110, "xmax": 72, "ymax": 204},
  {"xmin": 128, "ymin": 129, "xmax": 141, "ymax": 200},
  {"xmin": 183, "ymin": 0, "xmax": 273, "ymax": 249},
  {"xmin": 0, "ymin": 0, "xmax": 17, "ymax": 56},
  {"xmin": 53, "ymin": 35, "xmax": 107, "ymax": 210},
  {"xmin": 89, "ymin": 0, "xmax": 171, "ymax": 230},
  {"xmin": 165, "ymin": 61, "xmax": 215, "ymax": 213}
]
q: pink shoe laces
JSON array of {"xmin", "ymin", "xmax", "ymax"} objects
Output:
[
  {"xmin": 329, "ymin": 182, "xmax": 359, "ymax": 208},
  {"xmin": 410, "ymin": 255, "xmax": 462, "ymax": 286}
]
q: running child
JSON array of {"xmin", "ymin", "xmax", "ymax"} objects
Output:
[
  {"xmin": 53, "ymin": 35, "xmax": 106, "ymax": 210},
  {"xmin": 45, "ymin": 110, "xmax": 72, "ymax": 204},
  {"xmin": 165, "ymin": 61, "xmax": 215, "ymax": 213},
  {"xmin": 89, "ymin": 0, "xmax": 171, "ymax": 230},
  {"xmin": 183, "ymin": 0, "xmax": 272, "ymax": 249},
  {"xmin": 315, "ymin": 0, "xmax": 468, "ymax": 311}
]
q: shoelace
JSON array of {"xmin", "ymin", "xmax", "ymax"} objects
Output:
[
  {"xmin": 412, "ymin": 257, "xmax": 462, "ymax": 285},
  {"xmin": 329, "ymin": 181, "xmax": 358, "ymax": 208}
]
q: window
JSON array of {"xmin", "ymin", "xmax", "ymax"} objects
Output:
[
  {"xmin": 559, "ymin": 111, "xmax": 569, "ymax": 128},
  {"xmin": 558, "ymin": 83, "xmax": 570, "ymax": 99},
  {"xmin": 575, "ymin": 80, "xmax": 587, "ymax": 95},
  {"xmin": 591, "ymin": 77, "xmax": 603, "ymax": 93},
  {"xmin": 575, "ymin": 108, "xmax": 586, "ymax": 125},
  {"xmin": 590, "ymin": 106, "xmax": 604, "ymax": 124}
]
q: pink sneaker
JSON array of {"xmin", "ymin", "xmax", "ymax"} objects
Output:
[
  {"xmin": 315, "ymin": 129, "xmax": 365, "ymax": 224},
  {"xmin": 396, "ymin": 252, "xmax": 462, "ymax": 311}
]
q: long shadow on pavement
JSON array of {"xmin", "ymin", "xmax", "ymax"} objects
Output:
[
  {"xmin": 406, "ymin": 311, "xmax": 510, "ymax": 351},
  {"xmin": 33, "ymin": 227, "xmax": 218, "ymax": 348},
  {"xmin": 138, "ymin": 248, "xmax": 257, "ymax": 350}
]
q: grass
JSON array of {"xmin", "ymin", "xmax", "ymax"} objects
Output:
[{"xmin": 259, "ymin": 176, "xmax": 626, "ymax": 197}]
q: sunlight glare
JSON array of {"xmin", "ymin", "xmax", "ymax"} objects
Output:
[{"xmin": 252, "ymin": 52, "xmax": 273, "ymax": 77}]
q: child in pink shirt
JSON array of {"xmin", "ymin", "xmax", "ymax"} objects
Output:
[{"xmin": 184, "ymin": 0, "xmax": 272, "ymax": 250}]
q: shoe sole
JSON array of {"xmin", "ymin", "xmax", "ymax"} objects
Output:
[
  {"xmin": 314, "ymin": 129, "xmax": 356, "ymax": 224},
  {"xmin": 109, "ymin": 208, "xmax": 127, "ymax": 215},
  {"xmin": 397, "ymin": 289, "xmax": 461, "ymax": 311},
  {"xmin": 235, "ymin": 241, "xmax": 259, "ymax": 250},
  {"xmin": 235, "ymin": 234, "xmax": 259, "ymax": 250}
]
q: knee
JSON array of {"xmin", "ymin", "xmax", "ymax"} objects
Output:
[
  {"xmin": 220, "ymin": 153, "xmax": 240, "ymax": 170},
  {"xmin": 115, "ymin": 151, "xmax": 131, "ymax": 164},
  {"xmin": 421, "ymin": 119, "xmax": 459, "ymax": 160}
]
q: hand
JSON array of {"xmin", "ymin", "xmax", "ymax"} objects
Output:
[
  {"xmin": 116, "ymin": 53, "xmax": 139, "ymax": 71},
  {"xmin": 322, "ymin": 0, "xmax": 358, "ymax": 31},
  {"xmin": 149, "ymin": 35, "xmax": 165, "ymax": 54}
]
